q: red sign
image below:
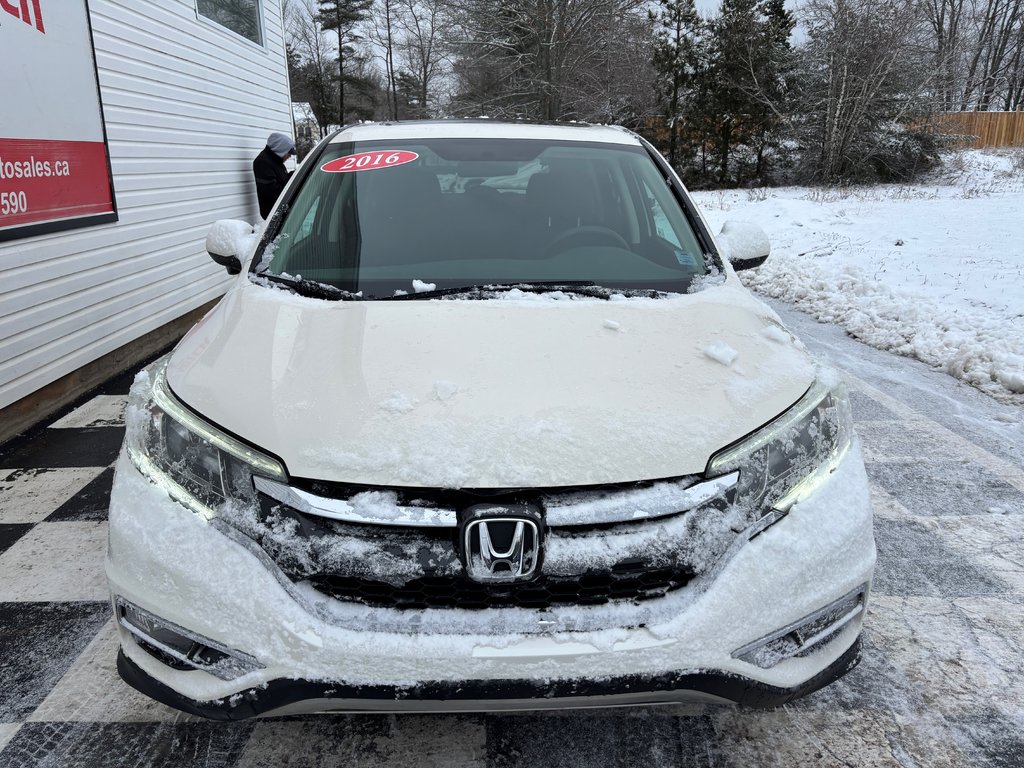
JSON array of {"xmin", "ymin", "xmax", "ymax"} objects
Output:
[
  {"xmin": 321, "ymin": 150, "xmax": 419, "ymax": 173},
  {"xmin": 1, "ymin": 0, "xmax": 45, "ymax": 33},
  {"xmin": 0, "ymin": 138, "xmax": 114, "ymax": 228},
  {"xmin": 1, "ymin": 0, "xmax": 115, "ymax": 241}
]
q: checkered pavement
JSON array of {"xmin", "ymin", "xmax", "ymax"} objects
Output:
[{"xmin": 0, "ymin": 354, "xmax": 1022, "ymax": 767}]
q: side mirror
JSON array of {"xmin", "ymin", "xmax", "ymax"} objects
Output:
[
  {"xmin": 718, "ymin": 220, "xmax": 770, "ymax": 271},
  {"xmin": 206, "ymin": 220, "xmax": 257, "ymax": 275}
]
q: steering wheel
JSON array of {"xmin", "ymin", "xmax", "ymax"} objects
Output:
[{"xmin": 543, "ymin": 226, "xmax": 630, "ymax": 257}]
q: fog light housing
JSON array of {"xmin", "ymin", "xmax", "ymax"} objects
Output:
[
  {"xmin": 116, "ymin": 598, "xmax": 262, "ymax": 680},
  {"xmin": 732, "ymin": 585, "xmax": 868, "ymax": 669}
]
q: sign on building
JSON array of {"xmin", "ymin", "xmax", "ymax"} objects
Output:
[{"xmin": 0, "ymin": 0, "xmax": 117, "ymax": 242}]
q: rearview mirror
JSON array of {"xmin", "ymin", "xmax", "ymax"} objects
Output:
[
  {"xmin": 206, "ymin": 220, "xmax": 257, "ymax": 275},
  {"xmin": 718, "ymin": 221, "xmax": 770, "ymax": 271}
]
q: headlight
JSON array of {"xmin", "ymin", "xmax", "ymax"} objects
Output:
[
  {"xmin": 707, "ymin": 374, "xmax": 853, "ymax": 523},
  {"xmin": 124, "ymin": 358, "xmax": 286, "ymax": 519}
]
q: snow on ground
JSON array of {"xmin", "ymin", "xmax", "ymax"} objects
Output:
[{"xmin": 692, "ymin": 149, "xmax": 1024, "ymax": 404}]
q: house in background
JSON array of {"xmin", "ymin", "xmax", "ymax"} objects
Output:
[
  {"xmin": 0, "ymin": 0, "xmax": 293, "ymax": 443},
  {"xmin": 292, "ymin": 102, "xmax": 320, "ymax": 143},
  {"xmin": 292, "ymin": 102, "xmax": 326, "ymax": 158}
]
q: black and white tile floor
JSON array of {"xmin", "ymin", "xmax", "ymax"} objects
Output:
[{"xmin": 1, "ymin": 329, "xmax": 1023, "ymax": 766}]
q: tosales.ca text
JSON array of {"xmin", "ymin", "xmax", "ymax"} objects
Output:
[{"xmin": 0, "ymin": 156, "xmax": 71, "ymax": 179}]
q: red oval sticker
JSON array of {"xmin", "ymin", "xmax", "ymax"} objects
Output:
[{"xmin": 320, "ymin": 150, "xmax": 419, "ymax": 173}]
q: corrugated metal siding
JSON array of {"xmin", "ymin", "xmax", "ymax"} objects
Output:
[{"xmin": 0, "ymin": 0, "xmax": 292, "ymax": 409}]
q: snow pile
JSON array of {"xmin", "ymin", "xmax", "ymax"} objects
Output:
[
  {"xmin": 379, "ymin": 392, "xmax": 417, "ymax": 414},
  {"xmin": 717, "ymin": 219, "xmax": 771, "ymax": 263},
  {"xmin": 762, "ymin": 325, "xmax": 791, "ymax": 344},
  {"xmin": 205, "ymin": 220, "xmax": 258, "ymax": 266},
  {"xmin": 694, "ymin": 151, "xmax": 1024, "ymax": 403},
  {"xmin": 742, "ymin": 260, "xmax": 1024, "ymax": 397},
  {"xmin": 704, "ymin": 340, "xmax": 739, "ymax": 366},
  {"xmin": 433, "ymin": 380, "xmax": 459, "ymax": 402}
]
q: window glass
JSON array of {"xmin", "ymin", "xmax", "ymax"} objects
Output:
[
  {"xmin": 296, "ymin": 197, "xmax": 319, "ymax": 242},
  {"xmin": 639, "ymin": 176, "xmax": 683, "ymax": 248},
  {"xmin": 197, "ymin": 0, "xmax": 263, "ymax": 45},
  {"xmin": 262, "ymin": 138, "xmax": 708, "ymax": 298}
]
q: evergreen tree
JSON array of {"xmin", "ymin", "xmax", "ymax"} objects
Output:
[
  {"xmin": 395, "ymin": 70, "xmax": 429, "ymax": 118},
  {"xmin": 683, "ymin": 0, "xmax": 794, "ymax": 185},
  {"xmin": 747, "ymin": 0, "xmax": 796, "ymax": 182},
  {"xmin": 650, "ymin": 0, "xmax": 700, "ymax": 168},
  {"xmin": 709, "ymin": 0, "xmax": 759, "ymax": 183},
  {"xmin": 318, "ymin": 0, "xmax": 374, "ymax": 124}
]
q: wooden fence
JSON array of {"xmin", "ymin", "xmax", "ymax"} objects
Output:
[{"xmin": 931, "ymin": 111, "xmax": 1024, "ymax": 148}]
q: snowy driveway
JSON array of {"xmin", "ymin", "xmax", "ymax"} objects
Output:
[{"xmin": 0, "ymin": 301, "xmax": 1022, "ymax": 767}]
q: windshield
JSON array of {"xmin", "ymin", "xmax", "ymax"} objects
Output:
[{"xmin": 256, "ymin": 137, "xmax": 711, "ymax": 299}]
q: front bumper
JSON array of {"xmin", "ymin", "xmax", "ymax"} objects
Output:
[
  {"xmin": 107, "ymin": 443, "xmax": 876, "ymax": 718},
  {"xmin": 117, "ymin": 637, "xmax": 863, "ymax": 719}
]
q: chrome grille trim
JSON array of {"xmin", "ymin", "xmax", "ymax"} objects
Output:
[
  {"xmin": 254, "ymin": 471, "xmax": 738, "ymax": 529},
  {"xmin": 543, "ymin": 472, "xmax": 738, "ymax": 526},
  {"xmin": 254, "ymin": 476, "xmax": 459, "ymax": 527}
]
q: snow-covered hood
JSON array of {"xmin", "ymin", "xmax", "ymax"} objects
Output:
[{"xmin": 167, "ymin": 281, "xmax": 816, "ymax": 487}]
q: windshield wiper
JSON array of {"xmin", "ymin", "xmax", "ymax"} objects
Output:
[
  {"xmin": 256, "ymin": 276, "xmax": 669, "ymax": 301},
  {"xmin": 386, "ymin": 281, "xmax": 603, "ymax": 300},
  {"xmin": 257, "ymin": 273, "xmax": 364, "ymax": 301},
  {"xmin": 386, "ymin": 282, "xmax": 671, "ymax": 300}
]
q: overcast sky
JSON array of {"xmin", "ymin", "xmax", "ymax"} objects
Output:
[
  {"xmin": 691, "ymin": 0, "xmax": 806, "ymax": 41},
  {"xmin": 692, "ymin": 0, "xmax": 803, "ymax": 19}
]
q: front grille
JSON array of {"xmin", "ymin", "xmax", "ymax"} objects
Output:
[
  {"xmin": 236, "ymin": 478, "xmax": 735, "ymax": 616},
  {"xmin": 309, "ymin": 564, "xmax": 694, "ymax": 610}
]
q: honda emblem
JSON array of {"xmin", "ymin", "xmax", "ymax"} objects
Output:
[{"xmin": 463, "ymin": 513, "xmax": 541, "ymax": 583}]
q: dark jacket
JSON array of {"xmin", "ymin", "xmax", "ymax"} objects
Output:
[{"xmin": 253, "ymin": 146, "xmax": 291, "ymax": 219}]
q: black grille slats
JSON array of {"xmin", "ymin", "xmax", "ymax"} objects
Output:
[{"xmin": 308, "ymin": 566, "xmax": 694, "ymax": 611}]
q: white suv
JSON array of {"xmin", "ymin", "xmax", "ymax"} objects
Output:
[{"xmin": 107, "ymin": 121, "xmax": 875, "ymax": 719}]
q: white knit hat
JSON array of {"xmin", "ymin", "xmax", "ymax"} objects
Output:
[{"xmin": 267, "ymin": 132, "xmax": 296, "ymax": 158}]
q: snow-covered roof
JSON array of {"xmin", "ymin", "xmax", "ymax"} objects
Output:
[
  {"xmin": 331, "ymin": 120, "xmax": 641, "ymax": 146},
  {"xmin": 292, "ymin": 102, "xmax": 316, "ymax": 122}
]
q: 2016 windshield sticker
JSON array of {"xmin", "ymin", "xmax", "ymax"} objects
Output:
[{"xmin": 321, "ymin": 151, "xmax": 419, "ymax": 173}]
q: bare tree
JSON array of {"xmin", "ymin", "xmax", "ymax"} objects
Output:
[
  {"xmin": 561, "ymin": 0, "xmax": 656, "ymax": 127},
  {"xmin": 962, "ymin": 0, "xmax": 1024, "ymax": 109},
  {"xmin": 286, "ymin": 0, "xmax": 341, "ymax": 135},
  {"xmin": 395, "ymin": 0, "xmax": 451, "ymax": 117},
  {"xmin": 1005, "ymin": 21, "xmax": 1024, "ymax": 108},
  {"xmin": 798, "ymin": 0, "xmax": 935, "ymax": 181},
  {"xmin": 447, "ymin": 0, "xmax": 647, "ymax": 121},
  {"xmin": 924, "ymin": 0, "xmax": 1024, "ymax": 110},
  {"xmin": 369, "ymin": 0, "xmax": 401, "ymax": 118},
  {"xmin": 345, "ymin": 41, "xmax": 389, "ymax": 119},
  {"xmin": 925, "ymin": 0, "xmax": 968, "ymax": 110}
]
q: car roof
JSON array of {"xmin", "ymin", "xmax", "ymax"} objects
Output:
[{"xmin": 329, "ymin": 120, "xmax": 643, "ymax": 146}]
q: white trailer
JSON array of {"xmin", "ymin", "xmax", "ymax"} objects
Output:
[{"xmin": 0, "ymin": 0, "xmax": 292, "ymax": 441}]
